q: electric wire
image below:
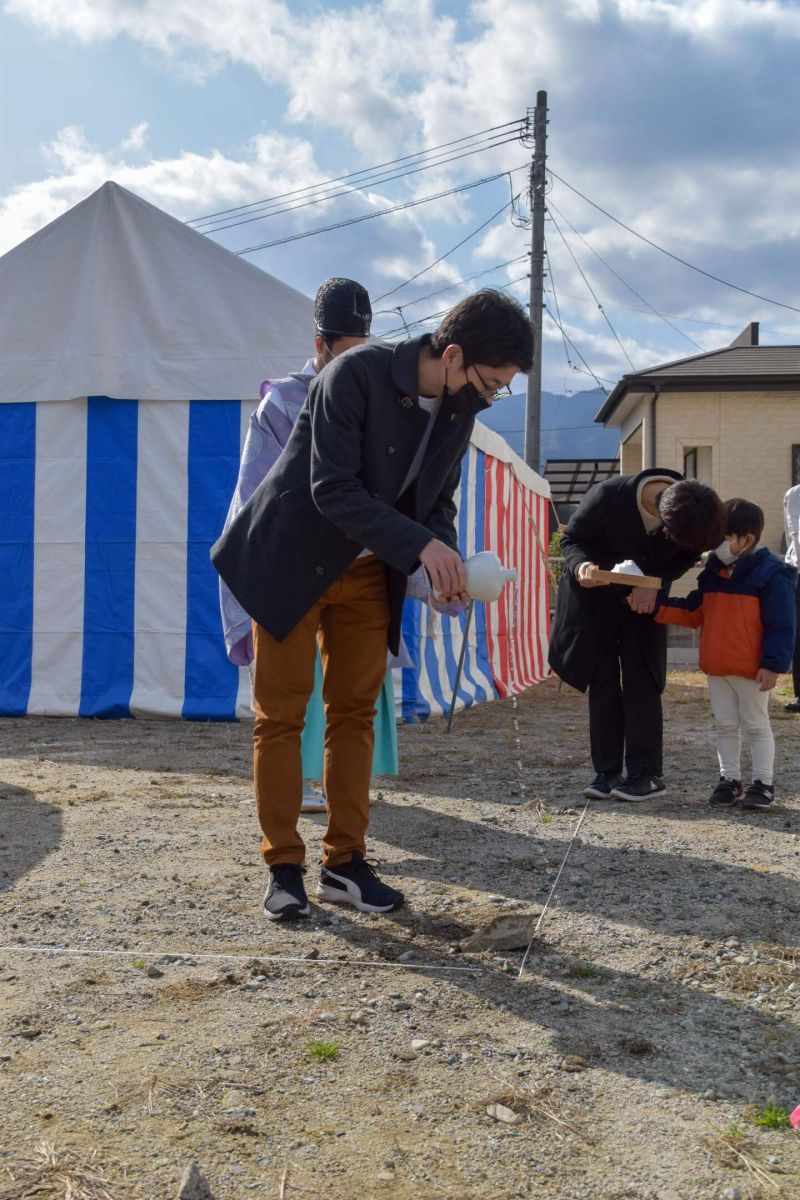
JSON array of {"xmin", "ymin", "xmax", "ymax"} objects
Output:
[
  {"xmin": 546, "ymin": 198, "xmax": 703, "ymax": 351},
  {"xmin": 235, "ymin": 171, "xmax": 521, "ymax": 256},
  {"xmin": 376, "ymin": 272, "xmax": 530, "ymax": 338},
  {"xmin": 542, "ymin": 307, "xmax": 613, "ymax": 391},
  {"xmin": 374, "ymin": 254, "xmax": 529, "ymax": 316},
  {"xmin": 547, "ymin": 206, "xmax": 636, "ymax": 371},
  {"xmin": 189, "ymin": 119, "xmax": 525, "ymax": 224},
  {"xmin": 196, "ymin": 132, "xmax": 524, "ymax": 235},
  {"xmin": 373, "ymin": 190, "xmax": 521, "ymax": 303},
  {"xmin": 549, "ymin": 168, "xmax": 800, "ymax": 317},
  {"xmin": 543, "ymin": 234, "xmax": 574, "ymax": 392}
]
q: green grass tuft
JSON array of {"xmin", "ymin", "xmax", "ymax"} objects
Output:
[
  {"xmin": 309, "ymin": 1040, "xmax": 340, "ymax": 1062},
  {"xmin": 130, "ymin": 958, "xmax": 147, "ymax": 970},
  {"xmin": 750, "ymin": 1101, "xmax": 791, "ymax": 1129}
]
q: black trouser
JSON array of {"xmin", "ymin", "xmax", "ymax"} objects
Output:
[
  {"xmin": 588, "ymin": 612, "xmax": 663, "ymax": 779},
  {"xmin": 793, "ymin": 577, "xmax": 800, "ymax": 700}
]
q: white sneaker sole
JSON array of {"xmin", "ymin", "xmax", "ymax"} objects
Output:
[
  {"xmin": 263, "ymin": 901, "xmax": 310, "ymax": 922},
  {"xmin": 584, "ymin": 784, "xmax": 617, "ymax": 799},
  {"xmin": 316, "ymin": 876, "xmax": 402, "ymax": 914},
  {"xmin": 610, "ymin": 787, "xmax": 667, "ymax": 802}
]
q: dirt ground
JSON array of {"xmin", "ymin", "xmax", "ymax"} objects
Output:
[{"xmin": 1, "ymin": 671, "xmax": 798, "ymax": 1200}]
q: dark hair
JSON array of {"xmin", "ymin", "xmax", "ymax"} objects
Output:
[
  {"xmin": 724, "ymin": 497, "xmax": 764, "ymax": 544},
  {"xmin": 658, "ymin": 480, "xmax": 725, "ymax": 554},
  {"xmin": 429, "ymin": 289, "xmax": 534, "ymax": 372}
]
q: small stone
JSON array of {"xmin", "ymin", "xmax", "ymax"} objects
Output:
[
  {"xmin": 227, "ymin": 1107, "xmax": 257, "ymax": 1119},
  {"xmin": 410, "ymin": 1038, "xmax": 431, "ymax": 1051},
  {"xmin": 722, "ymin": 1188, "xmax": 741, "ymax": 1200},
  {"xmin": 318, "ymin": 1012, "xmax": 337, "ymax": 1023},
  {"xmin": 460, "ymin": 913, "xmax": 537, "ymax": 953},
  {"xmin": 305, "ymin": 948, "xmax": 320, "ymax": 960},
  {"xmin": 146, "ymin": 964, "xmax": 164, "ymax": 979},
  {"xmin": 487, "ymin": 1102, "xmax": 521, "ymax": 1125},
  {"xmin": 391, "ymin": 1001, "xmax": 412, "ymax": 1012},
  {"xmin": 376, "ymin": 1170, "xmax": 395, "ymax": 1182},
  {"xmin": 397, "ymin": 950, "xmax": 415, "ymax": 963},
  {"xmin": 177, "ymin": 1162, "xmax": 215, "ymax": 1200},
  {"xmin": 392, "ymin": 1048, "xmax": 418, "ymax": 1061},
  {"xmin": 349, "ymin": 1010, "xmax": 370, "ymax": 1026}
]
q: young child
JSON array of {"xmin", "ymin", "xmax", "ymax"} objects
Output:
[{"xmin": 655, "ymin": 498, "xmax": 797, "ymax": 808}]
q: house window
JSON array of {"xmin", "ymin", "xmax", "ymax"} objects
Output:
[
  {"xmin": 683, "ymin": 445, "xmax": 712, "ymax": 484},
  {"xmin": 793, "ymin": 444, "xmax": 800, "ymax": 486}
]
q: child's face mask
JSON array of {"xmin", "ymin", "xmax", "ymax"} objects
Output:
[{"xmin": 715, "ymin": 534, "xmax": 755, "ymax": 564}]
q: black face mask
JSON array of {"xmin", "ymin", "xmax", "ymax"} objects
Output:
[{"xmin": 443, "ymin": 367, "xmax": 490, "ymax": 414}]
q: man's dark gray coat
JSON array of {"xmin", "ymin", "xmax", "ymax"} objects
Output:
[
  {"xmin": 211, "ymin": 335, "xmax": 489, "ymax": 655},
  {"xmin": 548, "ymin": 468, "xmax": 698, "ymax": 693}
]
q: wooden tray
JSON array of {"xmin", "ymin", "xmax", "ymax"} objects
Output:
[{"xmin": 585, "ymin": 567, "xmax": 662, "ymax": 589}]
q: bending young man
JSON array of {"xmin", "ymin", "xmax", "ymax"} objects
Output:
[
  {"xmin": 212, "ymin": 289, "xmax": 533, "ymax": 920},
  {"xmin": 548, "ymin": 469, "xmax": 725, "ymax": 801},
  {"xmin": 218, "ymin": 278, "xmax": 396, "ymax": 812}
]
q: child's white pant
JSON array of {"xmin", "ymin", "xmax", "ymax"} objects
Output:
[{"xmin": 707, "ymin": 674, "xmax": 774, "ymax": 784}]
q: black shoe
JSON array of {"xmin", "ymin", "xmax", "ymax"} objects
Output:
[
  {"xmin": 785, "ymin": 698, "xmax": 800, "ymax": 713},
  {"xmin": 709, "ymin": 776, "xmax": 743, "ymax": 807},
  {"xmin": 584, "ymin": 772, "xmax": 624, "ymax": 799},
  {"xmin": 317, "ymin": 852, "xmax": 404, "ymax": 913},
  {"xmin": 610, "ymin": 775, "xmax": 666, "ymax": 802},
  {"xmin": 741, "ymin": 780, "xmax": 774, "ymax": 809},
  {"xmin": 263, "ymin": 864, "xmax": 310, "ymax": 922}
]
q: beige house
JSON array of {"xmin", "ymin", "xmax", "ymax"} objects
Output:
[{"xmin": 596, "ymin": 323, "xmax": 800, "ymax": 555}]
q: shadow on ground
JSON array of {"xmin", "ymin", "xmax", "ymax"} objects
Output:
[{"xmin": 0, "ymin": 782, "xmax": 62, "ymax": 891}]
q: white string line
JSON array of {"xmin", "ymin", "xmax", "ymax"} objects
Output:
[
  {"xmin": 518, "ymin": 798, "xmax": 591, "ymax": 979},
  {"xmin": 0, "ymin": 944, "xmax": 482, "ymax": 974}
]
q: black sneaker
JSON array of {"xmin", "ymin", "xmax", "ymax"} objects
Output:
[
  {"xmin": 317, "ymin": 852, "xmax": 404, "ymax": 913},
  {"xmin": 785, "ymin": 698, "xmax": 800, "ymax": 713},
  {"xmin": 584, "ymin": 772, "xmax": 624, "ymax": 799},
  {"xmin": 709, "ymin": 777, "xmax": 743, "ymax": 807},
  {"xmin": 742, "ymin": 780, "xmax": 774, "ymax": 809},
  {"xmin": 263, "ymin": 864, "xmax": 310, "ymax": 922},
  {"xmin": 610, "ymin": 775, "xmax": 666, "ymax": 802}
]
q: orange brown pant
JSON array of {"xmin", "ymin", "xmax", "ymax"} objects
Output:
[{"xmin": 251, "ymin": 556, "xmax": 391, "ymax": 868}]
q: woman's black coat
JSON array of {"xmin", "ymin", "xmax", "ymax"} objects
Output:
[{"xmin": 548, "ymin": 468, "xmax": 698, "ymax": 693}]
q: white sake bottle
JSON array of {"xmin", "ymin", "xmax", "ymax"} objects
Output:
[{"xmin": 464, "ymin": 551, "xmax": 517, "ymax": 602}]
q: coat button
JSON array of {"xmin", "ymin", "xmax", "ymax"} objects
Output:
[
  {"xmin": 315, "ymin": 566, "xmax": 324, "ymax": 576},
  {"xmin": 387, "ymin": 445, "xmax": 396, "ymax": 455}
]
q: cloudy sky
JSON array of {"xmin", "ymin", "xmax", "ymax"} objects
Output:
[{"xmin": 2, "ymin": 0, "xmax": 800, "ymax": 393}]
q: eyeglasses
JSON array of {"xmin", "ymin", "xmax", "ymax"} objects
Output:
[{"xmin": 468, "ymin": 364, "xmax": 513, "ymax": 400}]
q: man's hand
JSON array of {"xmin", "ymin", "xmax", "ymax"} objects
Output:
[
  {"xmin": 577, "ymin": 562, "xmax": 606, "ymax": 588},
  {"xmin": 420, "ymin": 539, "xmax": 467, "ymax": 599},
  {"xmin": 626, "ymin": 586, "xmax": 657, "ymax": 615},
  {"xmin": 756, "ymin": 667, "xmax": 779, "ymax": 692}
]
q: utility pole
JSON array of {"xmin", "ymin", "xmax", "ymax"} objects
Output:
[{"xmin": 524, "ymin": 90, "xmax": 548, "ymax": 472}]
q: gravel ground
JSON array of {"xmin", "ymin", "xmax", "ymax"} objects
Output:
[{"xmin": 1, "ymin": 670, "xmax": 798, "ymax": 1199}]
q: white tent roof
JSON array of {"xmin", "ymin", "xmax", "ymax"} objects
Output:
[{"xmin": 0, "ymin": 181, "xmax": 314, "ymax": 403}]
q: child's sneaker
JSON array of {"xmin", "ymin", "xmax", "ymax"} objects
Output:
[
  {"xmin": 741, "ymin": 780, "xmax": 774, "ymax": 809},
  {"xmin": 709, "ymin": 777, "xmax": 743, "ymax": 807}
]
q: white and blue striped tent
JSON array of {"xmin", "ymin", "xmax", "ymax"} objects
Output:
[{"xmin": 0, "ymin": 182, "xmax": 551, "ymax": 722}]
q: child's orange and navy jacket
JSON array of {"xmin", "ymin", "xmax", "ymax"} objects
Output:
[{"xmin": 655, "ymin": 547, "xmax": 797, "ymax": 680}]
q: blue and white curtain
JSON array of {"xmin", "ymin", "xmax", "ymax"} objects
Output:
[{"xmin": 0, "ymin": 399, "xmax": 546, "ymax": 722}]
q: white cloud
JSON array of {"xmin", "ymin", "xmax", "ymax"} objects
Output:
[
  {"xmin": 121, "ymin": 121, "xmax": 149, "ymax": 152},
  {"xmin": 4, "ymin": 0, "xmax": 800, "ymax": 389}
]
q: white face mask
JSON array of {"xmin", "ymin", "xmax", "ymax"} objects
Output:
[{"xmin": 714, "ymin": 540, "xmax": 738, "ymax": 565}]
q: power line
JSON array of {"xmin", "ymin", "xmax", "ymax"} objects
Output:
[
  {"xmin": 235, "ymin": 170, "xmax": 521, "ymax": 256},
  {"xmin": 376, "ymin": 272, "xmax": 531, "ymax": 338},
  {"xmin": 543, "ymin": 234, "xmax": 574, "ymax": 392},
  {"xmin": 547, "ymin": 206, "xmax": 636, "ymax": 371},
  {"xmin": 542, "ymin": 307, "xmax": 613, "ymax": 391},
  {"xmin": 373, "ymin": 188, "xmax": 521, "ymax": 303},
  {"xmin": 189, "ymin": 119, "xmax": 524, "ymax": 224},
  {"xmin": 542, "ymin": 285, "xmax": 800, "ymax": 338},
  {"xmin": 375, "ymin": 254, "xmax": 529, "ymax": 315},
  {"xmin": 546, "ymin": 198, "xmax": 703, "ymax": 351},
  {"xmin": 197, "ymin": 132, "xmax": 523, "ymax": 235},
  {"xmin": 549, "ymin": 167, "xmax": 800, "ymax": 317}
]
